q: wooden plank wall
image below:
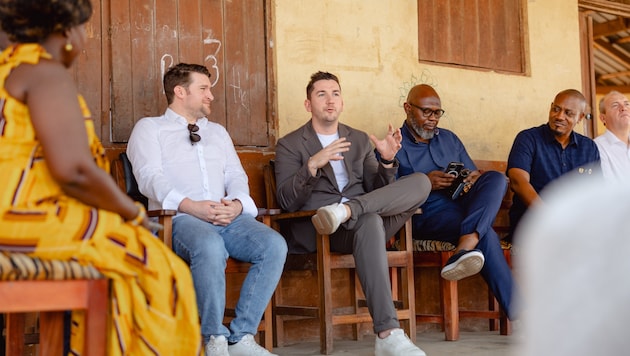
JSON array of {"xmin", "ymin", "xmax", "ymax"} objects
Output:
[{"xmin": 73, "ymin": 0, "xmax": 273, "ymax": 148}]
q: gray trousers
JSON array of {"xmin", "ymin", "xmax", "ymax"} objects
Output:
[{"xmin": 330, "ymin": 172, "xmax": 430, "ymax": 333}]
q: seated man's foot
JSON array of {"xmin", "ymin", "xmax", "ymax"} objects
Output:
[
  {"xmin": 440, "ymin": 249, "xmax": 484, "ymax": 281},
  {"xmin": 228, "ymin": 334, "xmax": 278, "ymax": 356},
  {"xmin": 375, "ymin": 329, "xmax": 427, "ymax": 356},
  {"xmin": 205, "ymin": 335, "xmax": 228, "ymax": 356},
  {"xmin": 311, "ymin": 203, "xmax": 348, "ymax": 235}
]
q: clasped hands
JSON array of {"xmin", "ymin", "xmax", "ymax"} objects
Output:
[{"xmin": 182, "ymin": 198, "xmax": 243, "ymax": 226}]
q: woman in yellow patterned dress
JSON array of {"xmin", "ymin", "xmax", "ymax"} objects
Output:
[{"xmin": 0, "ymin": 0, "xmax": 202, "ymax": 354}]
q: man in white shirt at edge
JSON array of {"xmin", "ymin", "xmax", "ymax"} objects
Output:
[
  {"xmin": 595, "ymin": 90, "xmax": 630, "ymax": 183},
  {"xmin": 127, "ymin": 63, "xmax": 287, "ymax": 356}
]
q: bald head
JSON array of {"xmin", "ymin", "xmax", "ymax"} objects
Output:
[
  {"xmin": 407, "ymin": 84, "xmax": 440, "ymax": 104},
  {"xmin": 554, "ymin": 89, "xmax": 586, "ymax": 112},
  {"xmin": 404, "ymin": 84, "xmax": 443, "ymax": 142}
]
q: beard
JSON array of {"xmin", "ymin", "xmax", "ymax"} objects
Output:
[{"xmin": 407, "ymin": 117, "xmax": 435, "ymax": 140}]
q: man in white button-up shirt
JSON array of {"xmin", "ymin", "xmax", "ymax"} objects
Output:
[
  {"xmin": 595, "ymin": 91, "xmax": 630, "ymax": 183},
  {"xmin": 127, "ymin": 63, "xmax": 287, "ymax": 356}
]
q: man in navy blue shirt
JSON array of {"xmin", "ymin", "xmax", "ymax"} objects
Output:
[
  {"xmin": 395, "ymin": 84, "xmax": 515, "ymax": 320},
  {"xmin": 507, "ymin": 89, "xmax": 600, "ymax": 241}
]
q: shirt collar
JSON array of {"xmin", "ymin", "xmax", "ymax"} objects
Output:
[
  {"xmin": 401, "ymin": 120, "xmax": 439, "ymax": 144},
  {"xmin": 164, "ymin": 108, "xmax": 209, "ymax": 127},
  {"xmin": 542, "ymin": 123, "xmax": 578, "ymax": 147}
]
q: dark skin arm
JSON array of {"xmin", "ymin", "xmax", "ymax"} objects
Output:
[
  {"xmin": 507, "ymin": 167, "xmax": 541, "ymax": 208},
  {"xmin": 6, "ymin": 59, "xmax": 146, "ymax": 224}
]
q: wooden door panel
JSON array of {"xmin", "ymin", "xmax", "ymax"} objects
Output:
[{"xmin": 103, "ymin": 0, "xmax": 271, "ymax": 146}]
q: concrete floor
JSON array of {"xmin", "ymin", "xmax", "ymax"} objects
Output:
[{"xmin": 272, "ymin": 330, "xmax": 522, "ymax": 356}]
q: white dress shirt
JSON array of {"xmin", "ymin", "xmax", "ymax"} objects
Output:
[
  {"xmin": 594, "ymin": 129, "xmax": 630, "ymax": 183},
  {"xmin": 127, "ymin": 108, "xmax": 258, "ymax": 218}
]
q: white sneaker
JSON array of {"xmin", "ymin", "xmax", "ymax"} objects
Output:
[
  {"xmin": 440, "ymin": 249, "xmax": 485, "ymax": 281},
  {"xmin": 375, "ymin": 329, "xmax": 427, "ymax": 356},
  {"xmin": 311, "ymin": 203, "xmax": 348, "ymax": 234},
  {"xmin": 228, "ymin": 334, "xmax": 278, "ymax": 356},
  {"xmin": 205, "ymin": 335, "xmax": 228, "ymax": 356}
]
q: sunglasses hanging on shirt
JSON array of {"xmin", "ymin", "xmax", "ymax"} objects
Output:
[{"xmin": 188, "ymin": 123, "xmax": 201, "ymax": 144}]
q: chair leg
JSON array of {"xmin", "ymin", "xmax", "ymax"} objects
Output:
[
  {"xmin": 39, "ymin": 311, "xmax": 64, "ymax": 356},
  {"xmin": 272, "ymin": 279, "xmax": 286, "ymax": 347},
  {"xmin": 488, "ymin": 291, "xmax": 500, "ymax": 331},
  {"xmin": 441, "ymin": 252, "xmax": 459, "ymax": 341},
  {"xmin": 317, "ymin": 233, "xmax": 334, "ymax": 355},
  {"xmin": 84, "ymin": 279, "xmax": 108, "ymax": 356},
  {"xmin": 500, "ymin": 310, "xmax": 511, "ymax": 336},
  {"xmin": 5, "ymin": 313, "xmax": 25, "ymax": 356},
  {"xmin": 402, "ymin": 264, "xmax": 417, "ymax": 343},
  {"xmin": 351, "ymin": 270, "xmax": 360, "ymax": 341},
  {"xmin": 262, "ymin": 301, "xmax": 273, "ymax": 351}
]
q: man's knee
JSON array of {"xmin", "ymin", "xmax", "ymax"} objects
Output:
[
  {"xmin": 353, "ymin": 213, "xmax": 386, "ymax": 247},
  {"xmin": 480, "ymin": 170, "xmax": 508, "ymax": 187},
  {"xmin": 402, "ymin": 172, "xmax": 431, "ymax": 194}
]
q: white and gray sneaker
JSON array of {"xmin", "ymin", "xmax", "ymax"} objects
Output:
[
  {"xmin": 205, "ymin": 335, "xmax": 228, "ymax": 356},
  {"xmin": 375, "ymin": 329, "xmax": 427, "ymax": 356},
  {"xmin": 228, "ymin": 334, "xmax": 278, "ymax": 356},
  {"xmin": 440, "ymin": 249, "xmax": 485, "ymax": 281},
  {"xmin": 311, "ymin": 202, "xmax": 349, "ymax": 234}
]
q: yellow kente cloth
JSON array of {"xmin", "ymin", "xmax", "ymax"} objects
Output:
[{"xmin": 0, "ymin": 44, "xmax": 201, "ymax": 355}]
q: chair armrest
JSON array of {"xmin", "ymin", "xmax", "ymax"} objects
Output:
[
  {"xmin": 147, "ymin": 209, "xmax": 176, "ymax": 249},
  {"xmin": 270, "ymin": 210, "xmax": 317, "ymax": 221},
  {"xmin": 147, "ymin": 209, "xmax": 177, "ymax": 217}
]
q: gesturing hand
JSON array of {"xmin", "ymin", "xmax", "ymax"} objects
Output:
[
  {"xmin": 307, "ymin": 137, "xmax": 351, "ymax": 176},
  {"xmin": 370, "ymin": 124, "xmax": 401, "ymax": 162}
]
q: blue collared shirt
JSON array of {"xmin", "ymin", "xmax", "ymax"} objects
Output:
[
  {"xmin": 396, "ymin": 123, "xmax": 476, "ymax": 205},
  {"xmin": 507, "ymin": 123, "xmax": 600, "ymax": 229}
]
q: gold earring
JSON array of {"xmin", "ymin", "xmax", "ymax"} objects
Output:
[{"xmin": 64, "ymin": 42, "xmax": 73, "ymax": 52}]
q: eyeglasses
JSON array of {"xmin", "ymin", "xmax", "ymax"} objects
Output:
[
  {"xmin": 188, "ymin": 123, "xmax": 201, "ymax": 144},
  {"xmin": 407, "ymin": 102, "xmax": 445, "ymax": 119}
]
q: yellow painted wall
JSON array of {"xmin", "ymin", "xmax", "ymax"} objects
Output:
[{"xmin": 273, "ymin": 0, "xmax": 584, "ymax": 161}]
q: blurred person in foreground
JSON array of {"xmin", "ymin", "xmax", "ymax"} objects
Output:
[
  {"xmin": 506, "ymin": 89, "xmax": 600, "ymax": 243},
  {"xmin": 0, "ymin": 0, "xmax": 201, "ymax": 354},
  {"xmin": 516, "ymin": 172, "xmax": 630, "ymax": 356},
  {"xmin": 595, "ymin": 90, "xmax": 630, "ymax": 183}
]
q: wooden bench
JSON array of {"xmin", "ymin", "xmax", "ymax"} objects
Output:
[{"xmin": 0, "ymin": 252, "xmax": 109, "ymax": 356}]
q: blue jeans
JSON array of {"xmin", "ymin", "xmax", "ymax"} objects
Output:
[
  {"xmin": 172, "ymin": 214, "xmax": 287, "ymax": 344},
  {"xmin": 412, "ymin": 171, "xmax": 516, "ymax": 319}
]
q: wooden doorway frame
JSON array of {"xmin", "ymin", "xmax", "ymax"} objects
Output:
[{"xmin": 579, "ymin": 0, "xmax": 630, "ymax": 137}]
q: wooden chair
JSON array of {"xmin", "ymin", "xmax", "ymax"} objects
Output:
[
  {"xmin": 112, "ymin": 152, "xmax": 274, "ymax": 350},
  {"xmin": 263, "ymin": 162, "xmax": 416, "ymax": 355},
  {"xmin": 0, "ymin": 252, "xmax": 109, "ymax": 356},
  {"xmin": 413, "ymin": 160, "xmax": 512, "ymax": 340}
]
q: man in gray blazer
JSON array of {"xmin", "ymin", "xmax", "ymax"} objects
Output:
[{"xmin": 274, "ymin": 71, "xmax": 431, "ymax": 356}]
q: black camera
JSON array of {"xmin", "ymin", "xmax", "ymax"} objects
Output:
[{"xmin": 444, "ymin": 162, "xmax": 470, "ymax": 200}]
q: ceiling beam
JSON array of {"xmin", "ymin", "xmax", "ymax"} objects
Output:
[
  {"xmin": 592, "ymin": 17, "xmax": 630, "ymax": 37},
  {"xmin": 598, "ymin": 69, "xmax": 630, "ymax": 80},
  {"xmin": 579, "ymin": 0, "xmax": 630, "ymax": 17},
  {"xmin": 594, "ymin": 38, "xmax": 630, "ymax": 66},
  {"xmin": 596, "ymin": 85, "xmax": 630, "ymax": 94}
]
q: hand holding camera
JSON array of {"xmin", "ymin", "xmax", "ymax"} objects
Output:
[{"xmin": 444, "ymin": 162, "xmax": 473, "ymax": 200}]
